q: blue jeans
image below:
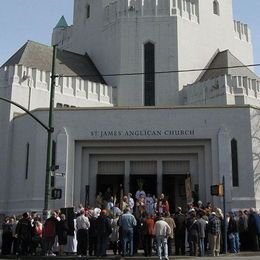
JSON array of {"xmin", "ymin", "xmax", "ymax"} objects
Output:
[
  {"xmin": 199, "ymin": 238, "xmax": 205, "ymax": 256},
  {"xmin": 229, "ymin": 232, "xmax": 240, "ymax": 253},
  {"xmin": 122, "ymin": 229, "xmax": 134, "ymax": 256},
  {"xmin": 157, "ymin": 236, "xmax": 168, "ymax": 259}
]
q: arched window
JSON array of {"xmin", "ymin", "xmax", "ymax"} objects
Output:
[
  {"xmin": 144, "ymin": 42, "xmax": 155, "ymax": 106},
  {"xmin": 231, "ymin": 139, "xmax": 239, "ymax": 187},
  {"xmin": 213, "ymin": 0, "xmax": 220, "ymax": 16}
]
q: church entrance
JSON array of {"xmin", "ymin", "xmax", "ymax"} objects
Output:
[
  {"xmin": 129, "ymin": 175, "xmax": 157, "ymax": 197},
  {"xmin": 96, "ymin": 174, "xmax": 124, "ymax": 202},
  {"xmin": 162, "ymin": 175, "xmax": 186, "ymax": 212}
]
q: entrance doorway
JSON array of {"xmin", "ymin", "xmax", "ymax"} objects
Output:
[
  {"xmin": 96, "ymin": 174, "xmax": 124, "ymax": 202},
  {"xmin": 163, "ymin": 175, "xmax": 186, "ymax": 212},
  {"xmin": 130, "ymin": 175, "xmax": 157, "ymax": 197}
]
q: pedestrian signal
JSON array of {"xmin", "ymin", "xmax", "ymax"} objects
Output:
[
  {"xmin": 210, "ymin": 184, "xmax": 224, "ymax": 197},
  {"xmin": 51, "ymin": 188, "xmax": 62, "ymax": 200}
]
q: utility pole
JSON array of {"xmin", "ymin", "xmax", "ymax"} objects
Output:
[
  {"xmin": 222, "ymin": 175, "xmax": 227, "ymax": 254},
  {"xmin": 44, "ymin": 45, "xmax": 57, "ymax": 212}
]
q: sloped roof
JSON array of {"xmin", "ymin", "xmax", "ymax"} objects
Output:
[
  {"xmin": 1, "ymin": 40, "xmax": 106, "ymax": 84},
  {"xmin": 55, "ymin": 16, "xmax": 69, "ymax": 28},
  {"xmin": 198, "ymin": 50, "xmax": 259, "ymax": 82}
]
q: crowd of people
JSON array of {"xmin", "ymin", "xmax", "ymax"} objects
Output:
[{"xmin": 1, "ymin": 187, "xmax": 260, "ymax": 259}]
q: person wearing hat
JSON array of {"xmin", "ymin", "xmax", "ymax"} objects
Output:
[{"xmin": 208, "ymin": 212, "xmax": 221, "ymax": 257}]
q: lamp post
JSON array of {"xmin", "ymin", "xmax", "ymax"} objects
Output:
[{"xmin": 44, "ymin": 45, "xmax": 57, "ymax": 212}]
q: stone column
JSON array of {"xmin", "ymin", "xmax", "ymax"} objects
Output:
[
  {"xmin": 157, "ymin": 160, "xmax": 163, "ymax": 196},
  {"xmin": 124, "ymin": 160, "xmax": 130, "ymax": 193}
]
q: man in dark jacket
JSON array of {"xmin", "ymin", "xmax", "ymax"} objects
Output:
[
  {"xmin": 15, "ymin": 212, "xmax": 33, "ymax": 256},
  {"xmin": 88, "ymin": 211, "xmax": 98, "ymax": 256},
  {"xmin": 238, "ymin": 210, "xmax": 248, "ymax": 250},
  {"xmin": 174, "ymin": 207, "xmax": 186, "ymax": 255},
  {"xmin": 248, "ymin": 208, "xmax": 260, "ymax": 251},
  {"xmin": 197, "ymin": 211, "xmax": 207, "ymax": 256},
  {"xmin": 96, "ymin": 210, "xmax": 112, "ymax": 257},
  {"xmin": 186, "ymin": 210, "xmax": 199, "ymax": 256},
  {"xmin": 227, "ymin": 212, "xmax": 239, "ymax": 253},
  {"xmin": 2, "ymin": 217, "xmax": 14, "ymax": 255}
]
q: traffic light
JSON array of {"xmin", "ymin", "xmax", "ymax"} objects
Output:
[
  {"xmin": 210, "ymin": 184, "xmax": 224, "ymax": 197},
  {"xmin": 51, "ymin": 188, "xmax": 62, "ymax": 199}
]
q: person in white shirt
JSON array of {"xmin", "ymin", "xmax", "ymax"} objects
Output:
[
  {"xmin": 76, "ymin": 209, "xmax": 90, "ymax": 256},
  {"xmin": 154, "ymin": 214, "xmax": 171, "ymax": 260}
]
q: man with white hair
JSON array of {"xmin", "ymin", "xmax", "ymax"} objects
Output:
[
  {"xmin": 76, "ymin": 209, "xmax": 90, "ymax": 257},
  {"xmin": 155, "ymin": 214, "xmax": 171, "ymax": 260}
]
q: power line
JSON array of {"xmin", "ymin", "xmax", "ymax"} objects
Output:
[{"xmin": 58, "ymin": 63, "xmax": 260, "ymax": 78}]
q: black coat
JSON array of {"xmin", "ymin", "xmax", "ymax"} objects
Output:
[
  {"xmin": 96, "ymin": 216, "xmax": 112, "ymax": 237},
  {"xmin": 56, "ymin": 220, "xmax": 69, "ymax": 245},
  {"xmin": 15, "ymin": 218, "xmax": 33, "ymax": 241},
  {"xmin": 174, "ymin": 213, "xmax": 186, "ymax": 236}
]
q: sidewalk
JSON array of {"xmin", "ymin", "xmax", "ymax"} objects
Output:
[{"xmin": 1, "ymin": 252, "xmax": 260, "ymax": 260}]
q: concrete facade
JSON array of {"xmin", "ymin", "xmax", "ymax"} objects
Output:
[{"xmin": 3, "ymin": 105, "xmax": 259, "ymax": 214}]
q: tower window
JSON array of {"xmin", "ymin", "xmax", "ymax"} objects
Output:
[
  {"xmin": 144, "ymin": 42, "xmax": 155, "ymax": 106},
  {"xmin": 86, "ymin": 4, "xmax": 90, "ymax": 19},
  {"xmin": 213, "ymin": 0, "xmax": 220, "ymax": 15},
  {"xmin": 231, "ymin": 139, "xmax": 239, "ymax": 187},
  {"xmin": 25, "ymin": 143, "xmax": 30, "ymax": 180}
]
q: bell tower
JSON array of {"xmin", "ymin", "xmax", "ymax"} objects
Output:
[{"xmin": 53, "ymin": 0, "xmax": 253, "ymax": 106}]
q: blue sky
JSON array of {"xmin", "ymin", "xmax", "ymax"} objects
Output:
[{"xmin": 0, "ymin": 0, "xmax": 259, "ymax": 74}]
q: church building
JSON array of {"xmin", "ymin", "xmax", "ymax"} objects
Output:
[{"xmin": 0, "ymin": 0, "xmax": 260, "ymax": 214}]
